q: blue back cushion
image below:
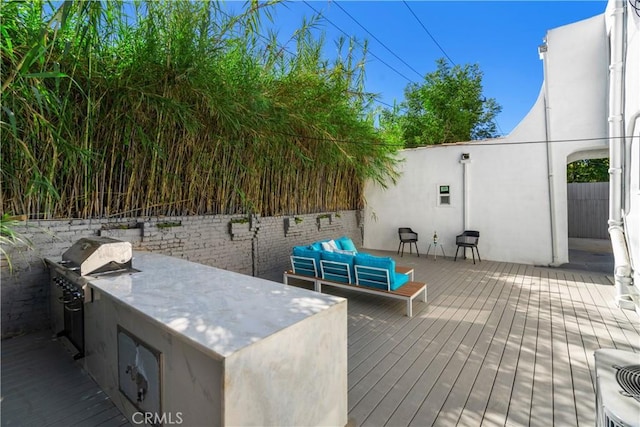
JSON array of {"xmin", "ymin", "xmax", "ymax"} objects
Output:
[
  {"xmin": 310, "ymin": 240, "xmax": 330, "ymax": 251},
  {"xmin": 355, "ymin": 253, "xmax": 394, "ymax": 272},
  {"xmin": 320, "ymin": 251, "xmax": 355, "ymax": 283},
  {"xmin": 292, "ymin": 246, "xmax": 321, "ymax": 274},
  {"xmin": 335, "ymin": 236, "xmax": 358, "ymax": 253},
  {"xmin": 354, "ymin": 253, "xmax": 409, "ymax": 291}
]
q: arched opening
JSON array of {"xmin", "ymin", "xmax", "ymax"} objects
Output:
[{"xmin": 564, "ymin": 151, "xmax": 613, "ymax": 272}]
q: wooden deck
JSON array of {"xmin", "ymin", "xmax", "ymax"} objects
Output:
[
  {"xmin": 1, "ymin": 331, "xmax": 129, "ymax": 427},
  {"xmin": 333, "ymin": 251, "xmax": 640, "ymax": 427},
  {"xmin": 2, "ymin": 252, "xmax": 638, "ymax": 427}
]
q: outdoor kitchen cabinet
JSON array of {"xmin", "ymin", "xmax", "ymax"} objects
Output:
[{"xmin": 82, "ymin": 252, "xmax": 348, "ymax": 427}]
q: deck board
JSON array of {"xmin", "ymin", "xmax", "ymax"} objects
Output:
[
  {"xmin": 344, "ymin": 251, "xmax": 640, "ymax": 427},
  {"xmin": 587, "ymin": 276, "xmax": 640, "ymax": 351},
  {"xmin": 481, "ymin": 263, "xmax": 533, "ymax": 427},
  {"xmin": 412, "ymin": 262, "xmax": 514, "ymax": 426},
  {"xmin": 504, "ymin": 264, "xmax": 538, "ymax": 427},
  {"xmin": 349, "ymin": 285, "xmax": 469, "ymax": 420},
  {"xmin": 530, "ymin": 269, "xmax": 554, "ymax": 426},
  {"xmin": 457, "ymin": 263, "xmax": 525, "ymax": 427},
  {"xmin": 364, "ymin": 261, "xmax": 505, "ymax": 427},
  {"xmin": 1, "ymin": 331, "xmax": 130, "ymax": 427},
  {"xmin": 549, "ymin": 270, "xmax": 580, "ymax": 426},
  {"xmin": 559, "ymin": 270, "xmax": 598, "ymax": 427}
]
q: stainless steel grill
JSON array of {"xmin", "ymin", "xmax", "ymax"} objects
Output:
[
  {"xmin": 46, "ymin": 237, "xmax": 137, "ymax": 359},
  {"xmin": 62, "ymin": 236, "xmax": 133, "ymax": 276}
]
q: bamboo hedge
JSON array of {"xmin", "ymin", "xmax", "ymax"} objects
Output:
[{"xmin": 1, "ymin": 1, "xmax": 399, "ymax": 219}]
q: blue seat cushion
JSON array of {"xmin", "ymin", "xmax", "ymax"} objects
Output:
[
  {"xmin": 320, "ymin": 251, "xmax": 355, "ymax": 283},
  {"xmin": 335, "ymin": 236, "xmax": 357, "ymax": 253},
  {"xmin": 354, "ymin": 253, "xmax": 409, "ymax": 291}
]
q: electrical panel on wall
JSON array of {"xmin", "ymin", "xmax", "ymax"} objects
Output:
[{"xmin": 438, "ymin": 185, "xmax": 451, "ymax": 206}]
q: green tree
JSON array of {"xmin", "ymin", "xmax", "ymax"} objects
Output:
[
  {"xmin": 389, "ymin": 58, "xmax": 501, "ymax": 148},
  {"xmin": 377, "ymin": 103, "xmax": 404, "ymax": 148},
  {"xmin": 567, "ymin": 159, "xmax": 609, "ymax": 183}
]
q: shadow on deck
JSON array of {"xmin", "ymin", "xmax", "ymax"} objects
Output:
[{"xmin": 1, "ymin": 330, "xmax": 129, "ymax": 426}]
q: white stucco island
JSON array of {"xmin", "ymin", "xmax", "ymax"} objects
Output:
[{"xmin": 82, "ymin": 252, "xmax": 348, "ymax": 426}]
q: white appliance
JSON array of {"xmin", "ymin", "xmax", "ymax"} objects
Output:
[{"xmin": 594, "ymin": 349, "xmax": 640, "ymax": 427}]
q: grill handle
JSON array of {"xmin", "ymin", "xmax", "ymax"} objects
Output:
[
  {"xmin": 64, "ymin": 303, "xmax": 82, "ymax": 312},
  {"xmin": 58, "ymin": 295, "xmax": 74, "ymax": 304}
]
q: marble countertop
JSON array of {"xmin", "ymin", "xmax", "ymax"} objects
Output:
[{"xmin": 87, "ymin": 252, "xmax": 344, "ymax": 359}]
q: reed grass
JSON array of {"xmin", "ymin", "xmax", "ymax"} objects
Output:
[{"xmin": 1, "ymin": 0, "xmax": 399, "ymax": 219}]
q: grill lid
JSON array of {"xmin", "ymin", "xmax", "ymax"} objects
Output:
[{"xmin": 62, "ymin": 237, "xmax": 132, "ymax": 276}]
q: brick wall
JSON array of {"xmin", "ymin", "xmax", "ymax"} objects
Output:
[{"xmin": 0, "ymin": 211, "xmax": 362, "ymax": 338}]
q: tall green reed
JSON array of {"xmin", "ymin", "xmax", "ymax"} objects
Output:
[{"xmin": 1, "ymin": 0, "xmax": 399, "ymax": 220}]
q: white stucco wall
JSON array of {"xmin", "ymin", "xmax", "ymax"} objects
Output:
[
  {"xmin": 364, "ymin": 141, "xmax": 553, "ymax": 265},
  {"xmin": 364, "ymin": 14, "xmax": 608, "ymax": 265},
  {"xmin": 542, "ymin": 14, "xmax": 609, "ymax": 264},
  {"xmin": 620, "ymin": 4, "xmax": 640, "ymax": 302}
]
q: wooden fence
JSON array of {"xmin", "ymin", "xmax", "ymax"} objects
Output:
[{"xmin": 567, "ymin": 182, "xmax": 609, "ymax": 239}]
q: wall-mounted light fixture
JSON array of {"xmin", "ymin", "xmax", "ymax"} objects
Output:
[
  {"xmin": 538, "ymin": 41, "xmax": 548, "ymax": 60},
  {"xmin": 461, "ymin": 153, "xmax": 470, "ymax": 160}
]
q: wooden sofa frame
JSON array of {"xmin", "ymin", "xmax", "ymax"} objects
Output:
[{"xmin": 283, "ymin": 256, "xmax": 427, "ymax": 317}]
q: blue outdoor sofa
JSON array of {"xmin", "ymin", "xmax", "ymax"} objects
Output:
[{"xmin": 283, "ymin": 236, "xmax": 427, "ymax": 317}]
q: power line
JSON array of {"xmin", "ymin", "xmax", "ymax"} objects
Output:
[
  {"xmin": 333, "ymin": 2, "xmax": 423, "ymax": 80},
  {"xmin": 375, "ymin": 99, "xmax": 396, "ymax": 109},
  {"xmin": 267, "ymin": 129, "xmax": 637, "ymax": 148},
  {"xmin": 402, "ymin": 1, "xmax": 456, "ymax": 66},
  {"xmin": 303, "ymin": 1, "xmax": 415, "ymax": 83},
  {"xmin": 220, "ymin": 3, "xmax": 498, "ymax": 123},
  {"xmin": 334, "ymin": 1, "xmax": 504, "ymax": 129},
  {"xmin": 218, "ymin": 5, "xmax": 395, "ymax": 110}
]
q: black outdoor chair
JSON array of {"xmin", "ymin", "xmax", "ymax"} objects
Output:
[
  {"xmin": 397, "ymin": 227, "xmax": 419, "ymax": 257},
  {"xmin": 454, "ymin": 230, "xmax": 481, "ymax": 264}
]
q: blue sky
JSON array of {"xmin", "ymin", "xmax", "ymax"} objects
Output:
[{"xmin": 231, "ymin": 1, "xmax": 608, "ymax": 136}]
